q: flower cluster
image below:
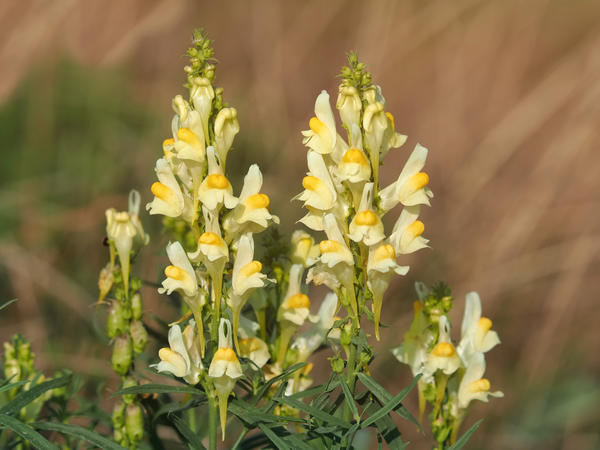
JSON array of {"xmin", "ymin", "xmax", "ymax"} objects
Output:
[
  {"xmin": 297, "ymin": 53, "xmax": 432, "ymax": 339},
  {"xmin": 101, "ymin": 189, "xmax": 149, "ymax": 448},
  {"xmin": 393, "ymin": 284, "xmax": 503, "ymax": 446}
]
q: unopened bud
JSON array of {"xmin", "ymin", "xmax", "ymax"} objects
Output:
[
  {"xmin": 3, "ymin": 341, "xmax": 19, "ymax": 381},
  {"xmin": 122, "ymin": 377, "xmax": 137, "ymax": 404},
  {"xmin": 130, "ymin": 320, "xmax": 148, "ymax": 355},
  {"xmin": 112, "ymin": 335, "xmax": 132, "ymax": 376},
  {"xmin": 131, "ymin": 293, "xmax": 143, "ymax": 320},
  {"xmin": 125, "ymin": 404, "xmax": 144, "ymax": 444},
  {"xmin": 107, "ymin": 302, "xmax": 127, "ymax": 338},
  {"xmin": 112, "ymin": 401, "xmax": 126, "ymax": 427}
]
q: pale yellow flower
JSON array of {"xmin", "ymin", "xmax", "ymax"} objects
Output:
[
  {"xmin": 290, "ymin": 230, "xmax": 320, "ymax": 267},
  {"xmin": 457, "ymin": 352, "xmax": 503, "ymax": 409},
  {"xmin": 238, "ymin": 336, "xmax": 270, "ymax": 369},
  {"xmin": 197, "ymin": 147, "xmax": 238, "ymax": 211},
  {"xmin": 158, "ymin": 241, "xmax": 198, "ymax": 298},
  {"xmin": 457, "ymin": 292, "xmax": 500, "ymax": 362},
  {"xmin": 296, "ymin": 151, "xmax": 337, "ymax": 211},
  {"xmin": 301, "ymin": 91, "xmax": 337, "ymax": 155},
  {"xmin": 146, "ymin": 158, "xmax": 186, "ymax": 218},
  {"xmin": 425, "ymin": 316, "xmax": 461, "ymax": 377},
  {"xmin": 223, "ymin": 164, "xmax": 279, "ymax": 239},
  {"xmin": 336, "ymin": 83, "xmax": 362, "ymax": 135},
  {"xmin": 208, "ymin": 319, "xmax": 243, "ymax": 441},
  {"xmin": 389, "ymin": 206, "xmax": 429, "ymax": 255},
  {"xmin": 153, "ymin": 320, "xmax": 203, "ymax": 385},
  {"xmin": 379, "ymin": 144, "xmax": 433, "ymax": 211},
  {"xmin": 291, "ymin": 292, "xmax": 338, "ymax": 362},
  {"xmin": 214, "ymin": 107, "xmax": 239, "ymax": 167},
  {"xmin": 348, "ymin": 183, "xmax": 385, "ymax": 246},
  {"xmin": 189, "ymin": 77, "xmax": 215, "ymax": 141},
  {"xmin": 367, "ymin": 243, "xmax": 409, "ymax": 340}
]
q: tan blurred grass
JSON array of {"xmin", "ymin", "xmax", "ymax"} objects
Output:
[{"xmin": 1, "ymin": 0, "xmax": 600, "ymax": 447}]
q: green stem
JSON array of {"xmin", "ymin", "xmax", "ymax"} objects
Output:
[
  {"xmin": 277, "ymin": 325, "xmax": 295, "ymax": 367},
  {"xmin": 210, "ymin": 280, "xmax": 221, "ymax": 343}
]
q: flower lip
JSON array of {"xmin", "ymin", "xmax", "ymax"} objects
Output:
[
  {"xmin": 354, "ymin": 210, "xmax": 378, "ymax": 226},
  {"xmin": 309, "ymin": 117, "xmax": 328, "ymax": 135},
  {"xmin": 245, "ymin": 193, "xmax": 270, "ymax": 209},
  {"xmin": 151, "ymin": 182, "xmax": 174, "ymax": 201},
  {"xmin": 284, "ymin": 293, "xmax": 311, "ymax": 309},
  {"xmin": 199, "ymin": 232, "xmax": 222, "ymax": 246},
  {"xmin": 164, "ymin": 265, "xmax": 187, "ymax": 281},
  {"xmin": 432, "ymin": 342, "xmax": 456, "ymax": 357},
  {"xmin": 302, "ymin": 176, "xmax": 322, "ymax": 191},
  {"xmin": 407, "ymin": 172, "xmax": 430, "ymax": 191},
  {"xmin": 319, "ymin": 240, "xmax": 342, "ymax": 254},
  {"xmin": 239, "ymin": 260, "xmax": 262, "ymax": 278},
  {"xmin": 213, "ymin": 347, "xmax": 238, "ymax": 363},
  {"xmin": 206, "ymin": 174, "xmax": 230, "ymax": 189},
  {"xmin": 341, "ymin": 148, "xmax": 369, "ymax": 165},
  {"xmin": 478, "ymin": 317, "xmax": 492, "ymax": 333},
  {"xmin": 373, "ymin": 244, "xmax": 396, "ymax": 262},
  {"xmin": 469, "ymin": 378, "xmax": 491, "ymax": 393},
  {"xmin": 406, "ymin": 220, "xmax": 425, "ymax": 238}
]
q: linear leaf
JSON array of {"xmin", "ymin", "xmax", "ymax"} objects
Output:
[
  {"xmin": 275, "ymin": 397, "xmax": 350, "ymax": 429},
  {"xmin": 288, "ymin": 379, "xmax": 339, "ymax": 399},
  {"xmin": 363, "ymin": 402, "xmax": 407, "ymax": 450},
  {"xmin": 257, "ymin": 424, "xmax": 291, "ymax": 450},
  {"xmin": 448, "ymin": 419, "xmax": 482, "ymax": 450},
  {"xmin": 338, "ymin": 376, "xmax": 359, "ymax": 423},
  {"xmin": 361, "ymin": 375, "xmax": 419, "ymax": 428},
  {"xmin": 114, "ymin": 383, "xmax": 204, "ymax": 397},
  {"xmin": 0, "ymin": 299, "xmax": 17, "ymax": 311},
  {"xmin": 170, "ymin": 415, "xmax": 207, "ymax": 450},
  {"xmin": 0, "ymin": 380, "xmax": 28, "ymax": 394},
  {"xmin": 33, "ymin": 421, "xmax": 125, "ymax": 450},
  {"xmin": 357, "ymin": 373, "xmax": 421, "ymax": 428},
  {"xmin": 0, "ymin": 414, "xmax": 58, "ymax": 450},
  {"xmin": 0, "ymin": 376, "xmax": 71, "ymax": 415}
]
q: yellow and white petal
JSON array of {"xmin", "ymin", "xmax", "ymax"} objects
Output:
[
  {"xmin": 348, "ymin": 183, "xmax": 385, "ymax": 246},
  {"xmin": 425, "ymin": 316, "xmax": 461, "ymax": 375},
  {"xmin": 214, "ymin": 107, "xmax": 240, "ymax": 166},
  {"xmin": 367, "ymin": 244, "xmax": 409, "ymax": 276},
  {"xmin": 239, "ymin": 337, "xmax": 270, "ymax": 368},
  {"xmin": 155, "ymin": 348, "xmax": 188, "ymax": 378},
  {"xmin": 290, "ymin": 230, "xmax": 320, "ymax": 267},
  {"xmin": 379, "ymin": 144, "xmax": 432, "ymax": 211},
  {"xmin": 336, "ymin": 84, "xmax": 362, "ymax": 132},
  {"xmin": 279, "ymin": 293, "xmax": 312, "ymax": 326},
  {"xmin": 197, "ymin": 147, "xmax": 238, "ymax": 211},
  {"xmin": 337, "ymin": 148, "xmax": 371, "ymax": 183},
  {"xmin": 146, "ymin": 158, "xmax": 185, "ymax": 217},
  {"xmin": 190, "ymin": 77, "xmax": 214, "ymax": 140},
  {"xmin": 306, "ymin": 265, "xmax": 341, "ymax": 290},
  {"xmin": 296, "ymin": 152, "xmax": 337, "ymax": 210},
  {"xmin": 321, "ymin": 214, "xmax": 354, "ymax": 267},
  {"xmin": 232, "ymin": 234, "xmax": 266, "ymax": 297},
  {"xmin": 302, "ymin": 91, "xmax": 337, "ymax": 155},
  {"xmin": 173, "ymin": 127, "xmax": 205, "ymax": 163},
  {"xmin": 158, "ymin": 241, "xmax": 198, "ymax": 297},
  {"xmin": 457, "ymin": 292, "xmax": 500, "ymax": 360},
  {"xmin": 389, "ymin": 206, "xmax": 430, "ymax": 255},
  {"xmin": 188, "ymin": 231, "xmax": 229, "ymax": 263},
  {"xmin": 458, "ymin": 352, "xmax": 503, "ymax": 409},
  {"xmin": 363, "ymin": 102, "xmax": 388, "ymax": 155}
]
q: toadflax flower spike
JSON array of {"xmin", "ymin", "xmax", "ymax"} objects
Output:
[{"xmin": 208, "ymin": 318, "xmax": 243, "ymax": 441}]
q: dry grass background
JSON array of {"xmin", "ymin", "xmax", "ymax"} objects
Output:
[{"xmin": 1, "ymin": 0, "xmax": 599, "ymax": 448}]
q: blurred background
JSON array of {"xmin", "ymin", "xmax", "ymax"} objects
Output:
[{"xmin": 1, "ymin": 0, "xmax": 599, "ymax": 448}]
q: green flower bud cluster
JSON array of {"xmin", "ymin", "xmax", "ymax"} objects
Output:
[
  {"xmin": 184, "ymin": 28, "xmax": 217, "ymax": 84},
  {"xmin": 112, "ymin": 377, "xmax": 145, "ymax": 448},
  {"xmin": 339, "ymin": 51, "xmax": 372, "ymax": 95},
  {"xmin": 1, "ymin": 334, "xmax": 61, "ymax": 422}
]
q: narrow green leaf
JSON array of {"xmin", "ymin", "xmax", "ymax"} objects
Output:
[
  {"xmin": 228, "ymin": 400, "xmax": 302, "ymax": 426},
  {"xmin": 275, "ymin": 397, "xmax": 350, "ymax": 429},
  {"xmin": 114, "ymin": 383, "xmax": 204, "ymax": 397},
  {"xmin": 447, "ymin": 419, "xmax": 482, "ymax": 450},
  {"xmin": 0, "ymin": 376, "xmax": 71, "ymax": 415},
  {"xmin": 338, "ymin": 376, "xmax": 359, "ymax": 423},
  {"xmin": 363, "ymin": 402, "xmax": 407, "ymax": 450},
  {"xmin": 170, "ymin": 415, "xmax": 207, "ymax": 450},
  {"xmin": 0, "ymin": 414, "xmax": 58, "ymax": 450},
  {"xmin": 288, "ymin": 379, "xmax": 339, "ymax": 399},
  {"xmin": 257, "ymin": 424, "xmax": 291, "ymax": 450},
  {"xmin": 33, "ymin": 421, "xmax": 125, "ymax": 450},
  {"xmin": 0, "ymin": 298, "xmax": 17, "ymax": 311},
  {"xmin": 357, "ymin": 373, "xmax": 421, "ymax": 428},
  {"xmin": 361, "ymin": 375, "xmax": 420, "ymax": 428},
  {"xmin": 0, "ymin": 380, "xmax": 28, "ymax": 394}
]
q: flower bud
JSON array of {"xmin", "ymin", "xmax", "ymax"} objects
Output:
[
  {"xmin": 122, "ymin": 377, "xmax": 137, "ymax": 404},
  {"xmin": 112, "ymin": 334, "xmax": 133, "ymax": 376},
  {"xmin": 3, "ymin": 341, "xmax": 19, "ymax": 381},
  {"xmin": 131, "ymin": 293, "xmax": 143, "ymax": 320},
  {"xmin": 130, "ymin": 320, "xmax": 148, "ymax": 355},
  {"xmin": 125, "ymin": 404, "xmax": 144, "ymax": 444},
  {"xmin": 107, "ymin": 302, "xmax": 128, "ymax": 338}
]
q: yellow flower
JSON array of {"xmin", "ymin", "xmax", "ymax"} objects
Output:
[
  {"xmin": 367, "ymin": 243, "xmax": 409, "ymax": 340},
  {"xmin": 296, "ymin": 151, "xmax": 337, "ymax": 211},
  {"xmin": 291, "ymin": 292, "xmax": 338, "ymax": 362},
  {"xmin": 214, "ymin": 107, "xmax": 239, "ymax": 168},
  {"xmin": 208, "ymin": 319, "xmax": 243, "ymax": 441},
  {"xmin": 301, "ymin": 91, "xmax": 337, "ymax": 155},
  {"xmin": 389, "ymin": 205, "xmax": 429, "ymax": 255},
  {"xmin": 379, "ymin": 144, "xmax": 433, "ymax": 211},
  {"xmin": 238, "ymin": 336, "xmax": 270, "ymax": 369},
  {"xmin": 197, "ymin": 147, "xmax": 238, "ymax": 211},
  {"xmin": 158, "ymin": 241, "xmax": 198, "ymax": 298},
  {"xmin": 153, "ymin": 320, "xmax": 203, "ymax": 385},
  {"xmin": 348, "ymin": 183, "xmax": 385, "ymax": 246},
  {"xmin": 223, "ymin": 164, "xmax": 279, "ymax": 239},
  {"xmin": 146, "ymin": 158, "xmax": 188, "ymax": 218},
  {"xmin": 457, "ymin": 292, "xmax": 500, "ymax": 362},
  {"xmin": 290, "ymin": 230, "xmax": 320, "ymax": 267},
  {"xmin": 457, "ymin": 352, "xmax": 503, "ymax": 409},
  {"xmin": 425, "ymin": 316, "xmax": 461, "ymax": 377}
]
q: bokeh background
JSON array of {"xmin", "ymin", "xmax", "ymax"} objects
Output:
[{"xmin": 1, "ymin": 0, "xmax": 599, "ymax": 448}]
